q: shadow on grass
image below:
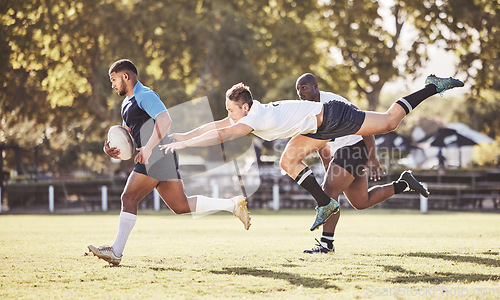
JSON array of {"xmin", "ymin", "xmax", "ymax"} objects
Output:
[
  {"xmin": 209, "ymin": 267, "xmax": 340, "ymax": 290},
  {"xmin": 382, "ymin": 265, "xmax": 417, "ymax": 275},
  {"xmin": 379, "ymin": 257, "xmax": 500, "ymax": 284},
  {"xmin": 109, "ymin": 265, "xmax": 183, "ymax": 272},
  {"xmin": 402, "ymin": 252, "xmax": 500, "ymax": 268},
  {"xmin": 149, "ymin": 266, "xmax": 183, "ymax": 272}
]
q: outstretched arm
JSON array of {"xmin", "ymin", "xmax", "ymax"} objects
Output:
[
  {"xmin": 170, "ymin": 117, "xmax": 233, "ymax": 142},
  {"xmin": 161, "ymin": 123, "xmax": 254, "ymax": 152}
]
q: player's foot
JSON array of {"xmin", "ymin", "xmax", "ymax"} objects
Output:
[
  {"xmin": 310, "ymin": 198, "xmax": 340, "ymax": 231},
  {"xmin": 87, "ymin": 245, "xmax": 122, "ymax": 265},
  {"xmin": 232, "ymin": 196, "xmax": 251, "ymax": 230},
  {"xmin": 425, "ymin": 74, "xmax": 464, "ymax": 95},
  {"xmin": 398, "ymin": 170, "xmax": 429, "ymax": 198},
  {"xmin": 303, "ymin": 238, "xmax": 334, "ymax": 254}
]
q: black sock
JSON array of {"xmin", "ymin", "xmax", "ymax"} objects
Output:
[
  {"xmin": 321, "ymin": 232, "xmax": 334, "ymax": 249},
  {"xmin": 396, "ymin": 85, "xmax": 438, "ymax": 114},
  {"xmin": 295, "ymin": 167, "xmax": 331, "ymax": 206},
  {"xmin": 393, "ymin": 181, "xmax": 408, "ymax": 194}
]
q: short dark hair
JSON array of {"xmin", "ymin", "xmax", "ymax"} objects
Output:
[
  {"xmin": 226, "ymin": 83, "xmax": 253, "ymax": 108},
  {"xmin": 297, "ymin": 73, "xmax": 318, "ymax": 85},
  {"xmin": 108, "ymin": 59, "xmax": 138, "ymax": 75}
]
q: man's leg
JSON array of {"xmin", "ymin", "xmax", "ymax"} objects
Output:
[
  {"xmin": 156, "ymin": 180, "xmax": 251, "ymax": 230},
  {"xmin": 280, "ymin": 135, "xmax": 331, "ymax": 205},
  {"xmin": 88, "ymin": 171, "xmax": 159, "ymax": 265},
  {"xmin": 304, "ymin": 163, "xmax": 354, "ymax": 253},
  {"xmin": 280, "ymin": 135, "xmax": 340, "ymax": 231},
  {"xmin": 344, "ymin": 173, "xmax": 395, "ymax": 210},
  {"xmin": 345, "ymin": 170, "xmax": 429, "ymax": 210},
  {"xmin": 355, "ymin": 104, "xmax": 406, "ymax": 136},
  {"xmin": 112, "ymin": 172, "xmax": 159, "ymax": 257},
  {"xmin": 356, "ymin": 76, "xmax": 463, "ymax": 136}
]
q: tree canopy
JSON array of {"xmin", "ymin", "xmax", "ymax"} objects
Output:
[{"xmin": 1, "ymin": 0, "xmax": 498, "ymax": 175}]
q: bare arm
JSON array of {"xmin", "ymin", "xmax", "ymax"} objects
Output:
[
  {"xmin": 362, "ymin": 135, "xmax": 384, "ymax": 181},
  {"xmin": 170, "ymin": 117, "xmax": 233, "ymax": 142},
  {"xmin": 135, "ymin": 111, "xmax": 172, "ymax": 164},
  {"xmin": 160, "ymin": 123, "xmax": 253, "ymax": 152},
  {"xmin": 318, "ymin": 144, "xmax": 332, "ymax": 172}
]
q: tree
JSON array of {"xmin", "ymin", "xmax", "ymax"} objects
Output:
[
  {"xmin": 415, "ymin": 0, "xmax": 499, "ymax": 138},
  {"xmin": 1, "ymin": 0, "xmax": 498, "ymax": 176}
]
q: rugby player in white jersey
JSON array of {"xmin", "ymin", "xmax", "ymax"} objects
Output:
[
  {"xmin": 161, "ymin": 75, "xmax": 463, "ymax": 231},
  {"xmin": 296, "ymin": 73, "xmax": 429, "ymax": 254}
]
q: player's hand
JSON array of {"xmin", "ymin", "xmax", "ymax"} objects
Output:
[
  {"xmin": 169, "ymin": 133, "xmax": 188, "ymax": 142},
  {"xmin": 159, "ymin": 141, "xmax": 186, "ymax": 153},
  {"xmin": 134, "ymin": 146, "xmax": 152, "ymax": 165},
  {"xmin": 365, "ymin": 156, "xmax": 385, "ymax": 181},
  {"xmin": 103, "ymin": 140, "xmax": 121, "ymax": 159}
]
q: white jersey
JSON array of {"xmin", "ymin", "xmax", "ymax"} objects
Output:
[
  {"xmin": 236, "ymin": 100, "xmax": 322, "ymax": 141},
  {"xmin": 319, "ymin": 91, "xmax": 363, "ymax": 154}
]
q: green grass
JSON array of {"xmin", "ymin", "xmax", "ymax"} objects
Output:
[{"xmin": 1, "ymin": 210, "xmax": 499, "ymax": 299}]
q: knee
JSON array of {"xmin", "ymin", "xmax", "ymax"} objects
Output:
[
  {"xmin": 386, "ymin": 120, "xmax": 400, "ymax": 132},
  {"xmin": 384, "ymin": 114, "xmax": 402, "ymax": 132},
  {"xmin": 279, "ymin": 156, "xmax": 290, "ymax": 172},
  {"xmin": 121, "ymin": 192, "xmax": 138, "ymax": 212},
  {"xmin": 279, "ymin": 152, "xmax": 302, "ymax": 172}
]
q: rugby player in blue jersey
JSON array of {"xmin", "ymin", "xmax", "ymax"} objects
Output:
[{"xmin": 87, "ymin": 59, "xmax": 250, "ymax": 265}]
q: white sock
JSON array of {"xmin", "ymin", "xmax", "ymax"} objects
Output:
[
  {"xmin": 111, "ymin": 211, "xmax": 137, "ymax": 257},
  {"xmin": 194, "ymin": 195, "xmax": 234, "ymax": 213}
]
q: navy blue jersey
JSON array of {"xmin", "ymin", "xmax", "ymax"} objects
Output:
[
  {"xmin": 119, "ymin": 81, "xmax": 181, "ymax": 180},
  {"xmin": 121, "ymin": 81, "xmax": 168, "ymax": 148}
]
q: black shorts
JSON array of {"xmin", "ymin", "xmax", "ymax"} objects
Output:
[
  {"xmin": 133, "ymin": 147, "xmax": 181, "ymax": 181},
  {"xmin": 332, "ymin": 140, "xmax": 369, "ymax": 178},
  {"xmin": 304, "ymin": 100, "xmax": 365, "ymax": 141}
]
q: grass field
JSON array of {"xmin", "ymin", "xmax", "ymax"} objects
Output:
[{"xmin": 0, "ymin": 209, "xmax": 499, "ymax": 299}]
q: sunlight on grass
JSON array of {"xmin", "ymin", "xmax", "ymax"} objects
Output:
[{"xmin": 0, "ymin": 211, "xmax": 499, "ymax": 298}]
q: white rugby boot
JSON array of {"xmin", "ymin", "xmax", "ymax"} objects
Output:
[
  {"xmin": 87, "ymin": 245, "xmax": 122, "ymax": 265},
  {"xmin": 232, "ymin": 196, "xmax": 251, "ymax": 230}
]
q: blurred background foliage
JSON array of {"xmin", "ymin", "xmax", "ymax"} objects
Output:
[{"xmin": 0, "ymin": 0, "xmax": 498, "ymax": 175}]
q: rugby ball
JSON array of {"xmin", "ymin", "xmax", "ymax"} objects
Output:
[{"xmin": 107, "ymin": 125, "xmax": 135, "ymax": 160}]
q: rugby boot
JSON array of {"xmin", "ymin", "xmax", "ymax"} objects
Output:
[
  {"xmin": 232, "ymin": 196, "xmax": 251, "ymax": 230},
  {"xmin": 303, "ymin": 238, "xmax": 334, "ymax": 254},
  {"xmin": 310, "ymin": 198, "xmax": 340, "ymax": 231},
  {"xmin": 398, "ymin": 170, "xmax": 429, "ymax": 198},
  {"xmin": 87, "ymin": 245, "xmax": 122, "ymax": 265},
  {"xmin": 425, "ymin": 74, "xmax": 464, "ymax": 95}
]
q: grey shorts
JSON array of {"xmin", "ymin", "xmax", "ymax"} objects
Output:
[
  {"xmin": 133, "ymin": 148, "xmax": 181, "ymax": 181},
  {"xmin": 303, "ymin": 100, "xmax": 365, "ymax": 141}
]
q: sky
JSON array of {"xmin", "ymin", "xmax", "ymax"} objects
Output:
[{"xmin": 378, "ymin": 0, "xmax": 467, "ymax": 97}]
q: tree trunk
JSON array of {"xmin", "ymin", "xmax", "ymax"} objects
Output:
[{"xmin": 366, "ymin": 85, "xmax": 382, "ymax": 111}]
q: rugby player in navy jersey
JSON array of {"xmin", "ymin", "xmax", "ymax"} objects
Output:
[
  {"xmin": 87, "ymin": 59, "xmax": 250, "ymax": 265},
  {"xmin": 161, "ymin": 75, "xmax": 463, "ymax": 233}
]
